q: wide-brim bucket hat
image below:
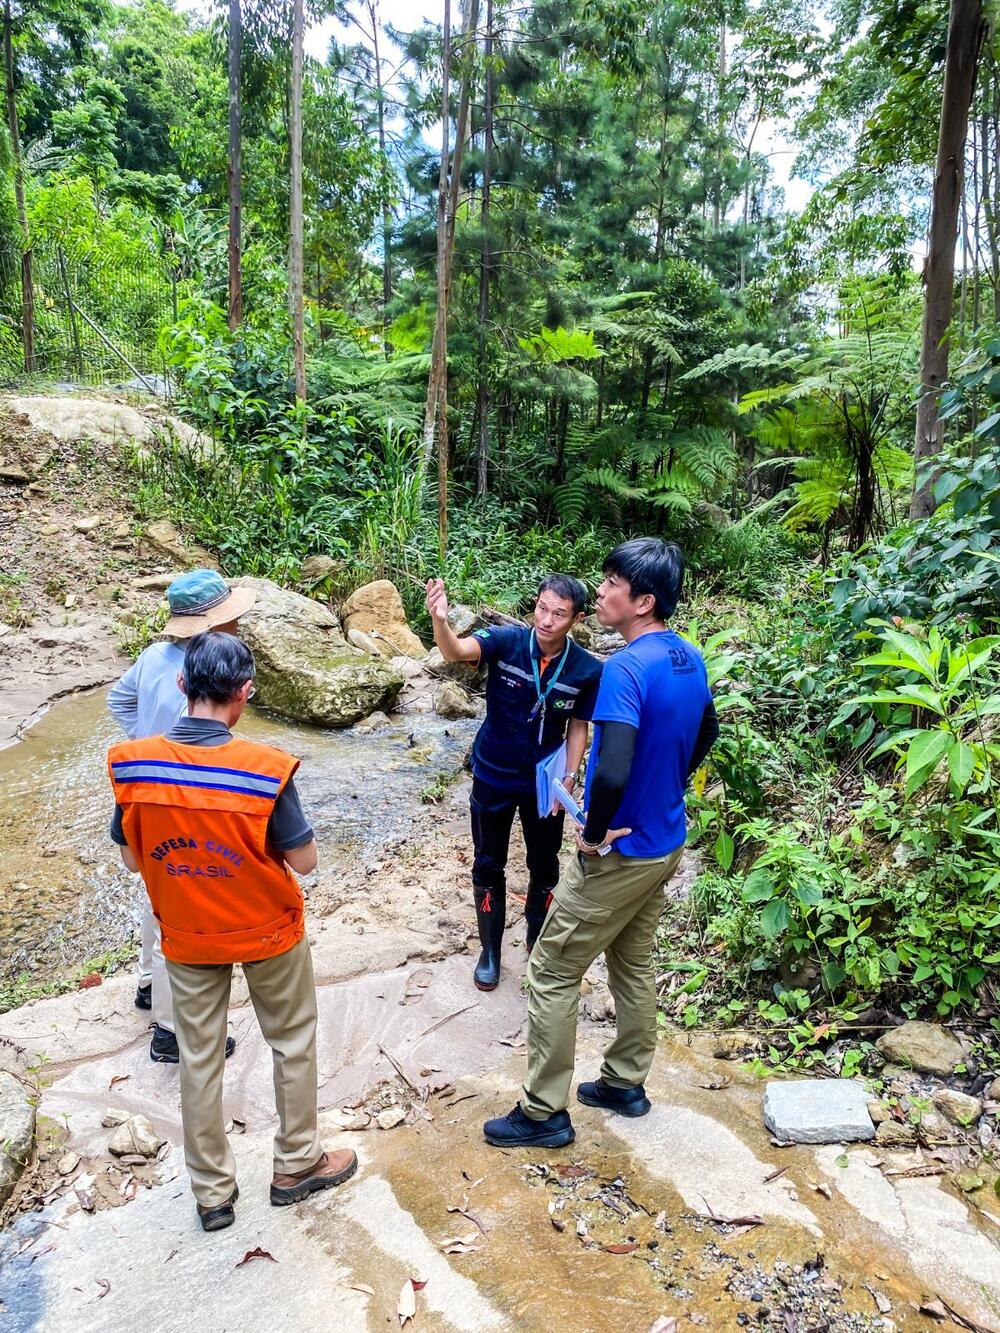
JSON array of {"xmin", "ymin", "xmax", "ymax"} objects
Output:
[{"xmin": 161, "ymin": 569, "xmax": 256, "ymax": 639}]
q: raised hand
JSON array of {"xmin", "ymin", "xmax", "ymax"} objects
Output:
[{"xmin": 425, "ymin": 577, "xmax": 450, "ymax": 624}]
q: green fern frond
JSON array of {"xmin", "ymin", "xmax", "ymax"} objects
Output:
[{"xmin": 553, "ymin": 475, "xmax": 589, "ymax": 526}]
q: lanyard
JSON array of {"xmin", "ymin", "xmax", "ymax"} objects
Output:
[{"xmin": 527, "ymin": 630, "xmax": 570, "ymax": 742}]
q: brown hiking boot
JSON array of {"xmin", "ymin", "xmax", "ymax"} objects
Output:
[{"xmin": 270, "ymin": 1149, "xmax": 358, "ymax": 1206}]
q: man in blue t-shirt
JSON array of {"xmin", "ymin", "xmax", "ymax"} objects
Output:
[
  {"xmin": 426, "ymin": 575, "xmax": 602, "ymax": 992},
  {"xmin": 483, "ymin": 538, "xmax": 719, "ymax": 1148}
]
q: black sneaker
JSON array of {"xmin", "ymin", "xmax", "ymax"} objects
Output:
[
  {"xmin": 483, "ymin": 1104, "xmax": 575, "ymax": 1148},
  {"xmin": 135, "ymin": 983, "xmax": 152, "ymax": 1011},
  {"xmin": 576, "ymin": 1077, "xmax": 651, "ymax": 1118},
  {"xmin": 150, "ymin": 1025, "xmax": 237, "ymax": 1064}
]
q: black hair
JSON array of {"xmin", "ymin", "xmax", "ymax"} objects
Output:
[
  {"xmin": 603, "ymin": 538, "xmax": 684, "ymax": 620},
  {"xmin": 537, "ymin": 573, "xmax": 588, "ymax": 616},
  {"xmin": 182, "ymin": 631, "xmax": 256, "ymax": 704}
]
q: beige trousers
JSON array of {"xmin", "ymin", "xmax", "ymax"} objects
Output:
[
  {"xmin": 165, "ymin": 934, "xmax": 323, "ymax": 1207},
  {"xmin": 139, "ymin": 892, "xmax": 174, "ymax": 1033},
  {"xmin": 522, "ymin": 846, "xmax": 684, "ymax": 1120}
]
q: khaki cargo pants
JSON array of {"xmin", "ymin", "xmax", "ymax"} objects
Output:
[
  {"xmin": 165, "ymin": 934, "xmax": 323, "ymax": 1207},
  {"xmin": 521, "ymin": 845, "xmax": 683, "ymax": 1119}
]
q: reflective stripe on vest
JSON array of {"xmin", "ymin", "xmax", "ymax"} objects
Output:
[{"xmin": 108, "ymin": 735, "xmax": 305, "ymax": 965}]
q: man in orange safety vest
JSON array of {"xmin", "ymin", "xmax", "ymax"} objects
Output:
[{"xmin": 108, "ymin": 630, "xmax": 357, "ymax": 1233}]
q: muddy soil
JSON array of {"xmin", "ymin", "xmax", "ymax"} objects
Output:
[{"xmin": 0, "ymin": 395, "xmax": 184, "ymax": 747}]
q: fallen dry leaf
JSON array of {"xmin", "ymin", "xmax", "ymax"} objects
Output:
[
  {"xmin": 603, "ymin": 1242, "xmax": 639, "ymax": 1254},
  {"xmin": 695, "ymin": 1076, "xmax": 731, "ymax": 1091},
  {"xmin": 95, "ymin": 1278, "xmax": 111, "ymax": 1300},
  {"xmin": 235, "ymin": 1248, "xmax": 277, "ymax": 1268},
  {"xmin": 78, "ymin": 973, "xmax": 103, "ymax": 990},
  {"xmin": 554, "ymin": 1164, "xmax": 592, "ymax": 1179},
  {"xmin": 688, "ymin": 1316, "xmax": 709, "ymax": 1326},
  {"xmin": 75, "ymin": 1188, "xmax": 95, "ymax": 1213},
  {"xmin": 108, "ymin": 1074, "xmax": 130, "ymax": 1091},
  {"xmin": 341, "ymin": 1281, "xmax": 375, "ymax": 1296},
  {"xmin": 648, "ymin": 1319, "xmax": 678, "ymax": 1333},
  {"xmin": 699, "ymin": 1207, "xmax": 764, "ymax": 1229},
  {"xmin": 446, "ymin": 1203, "xmax": 488, "ymax": 1235},
  {"xmin": 864, "ymin": 1284, "xmax": 891, "ymax": 1315},
  {"xmin": 915, "ymin": 1298, "xmax": 994, "ymax": 1332},
  {"xmin": 410, "ymin": 1278, "xmax": 428, "ymax": 1292},
  {"xmin": 397, "ymin": 1279, "xmax": 417, "ymax": 1327}
]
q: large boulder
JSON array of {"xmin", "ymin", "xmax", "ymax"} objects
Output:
[
  {"xmin": 297, "ymin": 554, "xmax": 340, "ymax": 587},
  {"xmin": 447, "ymin": 604, "xmax": 486, "ymax": 636},
  {"xmin": 232, "ymin": 577, "xmax": 403, "ymax": 727},
  {"xmin": 140, "ymin": 519, "xmax": 218, "ymax": 571},
  {"xmin": 433, "ymin": 681, "xmax": 479, "ymax": 719},
  {"xmin": 8, "ymin": 396, "xmax": 213, "ymax": 457},
  {"xmin": 424, "ymin": 645, "xmax": 484, "ymax": 688},
  {"xmin": 0, "ymin": 1071, "xmax": 35, "ymax": 1207},
  {"xmin": 341, "ymin": 580, "xmax": 425, "ymax": 659},
  {"xmin": 875, "ymin": 1021, "xmax": 966, "ymax": 1077}
]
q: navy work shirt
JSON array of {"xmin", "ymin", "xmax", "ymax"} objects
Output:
[{"xmin": 470, "ymin": 625, "xmax": 602, "ymax": 793}]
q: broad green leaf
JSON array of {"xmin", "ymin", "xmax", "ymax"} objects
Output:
[
  {"xmin": 948, "ymin": 742, "xmax": 975, "ymax": 794},
  {"xmin": 742, "ymin": 869, "xmax": 775, "ymax": 903},
  {"xmin": 904, "ymin": 729, "xmax": 952, "ymax": 797},
  {"xmin": 760, "ymin": 898, "xmax": 790, "ymax": 938},
  {"xmin": 854, "ymin": 688, "xmax": 944, "ymax": 714},
  {"xmin": 946, "ymin": 636, "xmax": 1000, "ymax": 686},
  {"xmin": 794, "ymin": 883, "xmax": 824, "ymax": 907},
  {"xmin": 714, "ymin": 830, "xmax": 735, "ymax": 872}
]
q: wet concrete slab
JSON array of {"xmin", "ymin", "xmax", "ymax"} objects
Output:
[{"xmin": 4, "ymin": 955, "xmax": 1000, "ymax": 1332}]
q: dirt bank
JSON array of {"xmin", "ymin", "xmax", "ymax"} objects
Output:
[{"xmin": 0, "ymin": 395, "xmax": 179, "ymax": 746}]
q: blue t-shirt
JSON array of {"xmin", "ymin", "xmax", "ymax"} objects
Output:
[
  {"xmin": 471, "ymin": 625, "xmax": 602, "ymax": 793},
  {"xmin": 583, "ymin": 630, "xmax": 711, "ymax": 858}
]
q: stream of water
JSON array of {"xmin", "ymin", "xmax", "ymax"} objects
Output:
[{"xmin": 0, "ymin": 690, "xmax": 475, "ymax": 986}]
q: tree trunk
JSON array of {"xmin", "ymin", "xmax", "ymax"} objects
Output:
[
  {"xmin": 422, "ymin": 0, "xmax": 452, "ymax": 554},
  {"xmin": 370, "ymin": 1, "xmax": 393, "ymax": 360},
  {"xmin": 4, "ymin": 0, "xmax": 33, "ymax": 372},
  {"xmin": 912, "ymin": 0, "xmax": 984, "ymax": 518},
  {"xmin": 227, "ymin": 0, "xmax": 243, "ymax": 330},
  {"xmin": 474, "ymin": 0, "xmax": 493, "ymax": 496},
  {"xmin": 712, "ymin": 18, "xmax": 726, "ymax": 235},
  {"xmin": 290, "ymin": 0, "xmax": 306, "ymax": 402},
  {"xmin": 443, "ymin": 0, "xmax": 480, "ymax": 283}
]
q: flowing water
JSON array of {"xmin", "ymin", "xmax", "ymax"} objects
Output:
[{"xmin": 0, "ymin": 690, "xmax": 475, "ymax": 986}]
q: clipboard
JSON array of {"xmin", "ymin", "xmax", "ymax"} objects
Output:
[{"xmin": 535, "ymin": 742, "xmax": 567, "ymax": 818}]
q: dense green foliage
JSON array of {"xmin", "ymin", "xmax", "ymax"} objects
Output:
[{"xmin": 3, "ymin": 0, "xmax": 1000, "ymax": 1051}]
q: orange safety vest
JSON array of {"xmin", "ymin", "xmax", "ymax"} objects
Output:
[{"xmin": 108, "ymin": 734, "xmax": 306, "ymax": 965}]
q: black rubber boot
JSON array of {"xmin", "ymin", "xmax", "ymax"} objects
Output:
[
  {"xmin": 524, "ymin": 881, "xmax": 554, "ymax": 953},
  {"xmin": 473, "ymin": 884, "xmax": 505, "ymax": 991}
]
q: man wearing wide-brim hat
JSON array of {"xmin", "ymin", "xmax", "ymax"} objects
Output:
[{"xmin": 108, "ymin": 569, "xmax": 256, "ymax": 1063}]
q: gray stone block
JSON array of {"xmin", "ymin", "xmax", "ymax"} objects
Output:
[
  {"xmin": 0, "ymin": 1070, "xmax": 35, "ymax": 1206},
  {"xmin": 763, "ymin": 1078, "xmax": 875, "ymax": 1144}
]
